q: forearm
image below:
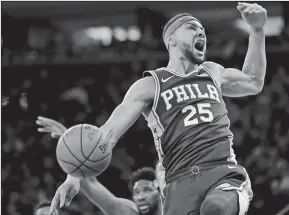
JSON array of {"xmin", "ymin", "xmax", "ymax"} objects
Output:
[
  {"xmin": 80, "ymin": 178, "xmax": 119, "ymax": 213},
  {"xmin": 242, "ymin": 28, "xmax": 266, "ymax": 89},
  {"xmin": 99, "ymin": 101, "xmax": 145, "ymax": 148},
  {"xmin": 80, "ymin": 178, "xmax": 137, "ymax": 215}
]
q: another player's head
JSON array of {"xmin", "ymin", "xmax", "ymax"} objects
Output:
[
  {"xmin": 163, "ymin": 13, "xmax": 206, "ymax": 64},
  {"xmin": 129, "ymin": 167, "xmax": 161, "ymax": 215},
  {"xmin": 34, "ymin": 200, "xmax": 59, "ymax": 215}
]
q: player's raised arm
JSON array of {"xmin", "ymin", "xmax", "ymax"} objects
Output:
[
  {"xmin": 221, "ymin": 2, "xmax": 267, "ymax": 97},
  {"xmin": 80, "ymin": 177, "xmax": 138, "ymax": 215},
  {"xmin": 98, "ymin": 76, "xmax": 155, "ymax": 148}
]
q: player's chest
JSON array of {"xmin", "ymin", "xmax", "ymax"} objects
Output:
[{"xmin": 159, "ymin": 76, "xmax": 221, "ymax": 111}]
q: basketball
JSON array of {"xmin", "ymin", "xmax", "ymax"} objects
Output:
[{"xmin": 56, "ymin": 124, "xmax": 112, "ymax": 178}]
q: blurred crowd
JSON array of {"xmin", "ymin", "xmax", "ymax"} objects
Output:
[
  {"xmin": 2, "ymin": 3, "xmax": 289, "ymax": 215},
  {"xmin": 2, "ymin": 52, "xmax": 289, "ymax": 215}
]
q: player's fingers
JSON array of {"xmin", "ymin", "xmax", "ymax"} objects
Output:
[
  {"xmin": 51, "ymin": 133, "xmax": 59, "ymax": 138},
  {"xmin": 246, "ymin": 7, "xmax": 256, "ymax": 15},
  {"xmin": 38, "ymin": 127, "xmax": 52, "ymax": 133},
  {"xmin": 36, "ymin": 120, "xmax": 50, "ymax": 127},
  {"xmin": 59, "ymin": 186, "xmax": 68, "ymax": 208},
  {"xmin": 36, "ymin": 119, "xmax": 53, "ymax": 128},
  {"xmin": 237, "ymin": 2, "xmax": 246, "ymax": 9},
  {"xmin": 242, "ymin": 7, "xmax": 252, "ymax": 14},
  {"xmin": 255, "ymin": 7, "xmax": 266, "ymax": 14},
  {"xmin": 65, "ymin": 188, "xmax": 78, "ymax": 206},
  {"xmin": 237, "ymin": 5, "xmax": 243, "ymax": 12},
  {"xmin": 36, "ymin": 120, "xmax": 43, "ymax": 125},
  {"xmin": 37, "ymin": 116, "xmax": 56, "ymax": 125},
  {"xmin": 49, "ymin": 191, "xmax": 60, "ymax": 215},
  {"xmin": 38, "ymin": 116, "xmax": 53, "ymax": 121},
  {"xmin": 238, "ymin": 2, "xmax": 254, "ymax": 7}
]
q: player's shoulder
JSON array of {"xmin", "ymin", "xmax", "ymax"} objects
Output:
[
  {"xmin": 202, "ymin": 61, "xmax": 225, "ymax": 72},
  {"xmin": 135, "ymin": 75, "xmax": 155, "ymax": 88},
  {"xmin": 201, "ymin": 61, "xmax": 225, "ymax": 87},
  {"xmin": 143, "ymin": 67, "xmax": 166, "ymax": 77},
  {"xmin": 127, "ymin": 75, "xmax": 155, "ymax": 102}
]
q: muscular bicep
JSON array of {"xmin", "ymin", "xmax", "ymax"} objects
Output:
[{"xmin": 221, "ymin": 68, "xmax": 261, "ymax": 97}]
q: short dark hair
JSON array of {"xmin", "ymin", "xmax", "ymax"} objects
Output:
[
  {"xmin": 129, "ymin": 167, "xmax": 156, "ymax": 191},
  {"xmin": 162, "ymin": 13, "xmax": 192, "ymax": 40},
  {"xmin": 34, "ymin": 200, "xmax": 53, "ymax": 215}
]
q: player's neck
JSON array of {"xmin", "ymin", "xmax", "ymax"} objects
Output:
[{"xmin": 167, "ymin": 56, "xmax": 198, "ymax": 75}]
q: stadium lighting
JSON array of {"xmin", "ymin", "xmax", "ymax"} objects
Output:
[
  {"xmin": 113, "ymin": 27, "xmax": 127, "ymax": 42},
  {"xmin": 127, "ymin": 26, "xmax": 141, "ymax": 41}
]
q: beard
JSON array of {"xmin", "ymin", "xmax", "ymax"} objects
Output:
[
  {"xmin": 180, "ymin": 42, "xmax": 206, "ymax": 64},
  {"xmin": 139, "ymin": 201, "xmax": 158, "ymax": 215},
  {"xmin": 142, "ymin": 204, "xmax": 157, "ymax": 215}
]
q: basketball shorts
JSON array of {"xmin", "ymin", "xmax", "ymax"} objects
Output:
[{"xmin": 162, "ymin": 161, "xmax": 253, "ymax": 215}]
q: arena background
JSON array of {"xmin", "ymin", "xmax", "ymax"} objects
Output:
[{"xmin": 1, "ymin": 1, "xmax": 289, "ymax": 215}]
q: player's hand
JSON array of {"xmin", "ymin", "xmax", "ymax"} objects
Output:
[
  {"xmin": 36, "ymin": 116, "xmax": 67, "ymax": 138},
  {"xmin": 49, "ymin": 174, "xmax": 81, "ymax": 215},
  {"xmin": 237, "ymin": 2, "xmax": 267, "ymax": 30}
]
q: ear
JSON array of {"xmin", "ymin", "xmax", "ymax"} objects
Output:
[
  {"xmin": 153, "ymin": 180, "xmax": 159, "ymax": 189},
  {"xmin": 166, "ymin": 35, "xmax": 177, "ymax": 48}
]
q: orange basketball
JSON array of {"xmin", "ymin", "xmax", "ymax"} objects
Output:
[{"xmin": 56, "ymin": 124, "xmax": 112, "ymax": 178}]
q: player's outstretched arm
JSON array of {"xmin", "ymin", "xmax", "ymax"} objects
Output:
[
  {"xmin": 80, "ymin": 177, "xmax": 138, "ymax": 215},
  {"xmin": 221, "ymin": 2, "xmax": 267, "ymax": 97},
  {"xmin": 48, "ymin": 175, "xmax": 139, "ymax": 215},
  {"xmin": 98, "ymin": 76, "xmax": 155, "ymax": 148}
]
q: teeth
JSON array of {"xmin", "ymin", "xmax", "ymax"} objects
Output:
[{"xmin": 139, "ymin": 205, "xmax": 149, "ymax": 210}]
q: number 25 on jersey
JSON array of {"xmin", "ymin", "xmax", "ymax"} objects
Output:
[{"xmin": 182, "ymin": 103, "xmax": 213, "ymax": 126}]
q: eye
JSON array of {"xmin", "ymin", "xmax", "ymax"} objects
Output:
[
  {"xmin": 187, "ymin": 25, "xmax": 197, "ymax": 30},
  {"xmin": 143, "ymin": 187, "xmax": 153, "ymax": 192}
]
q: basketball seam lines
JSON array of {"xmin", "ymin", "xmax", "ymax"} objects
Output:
[
  {"xmin": 86, "ymin": 129, "xmax": 112, "ymax": 162},
  {"xmin": 79, "ymin": 124, "xmax": 102, "ymax": 162},
  {"xmin": 80, "ymin": 125, "xmax": 102, "ymax": 161},
  {"xmin": 88, "ymin": 150, "xmax": 112, "ymax": 162},
  {"xmin": 62, "ymin": 135, "xmax": 101, "ymax": 175},
  {"xmin": 57, "ymin": 156, "xmax": 89, "ymax": 177},
  {"xmin": 80, "ymin": 124, "xmax": 85, "ymax": 159}
]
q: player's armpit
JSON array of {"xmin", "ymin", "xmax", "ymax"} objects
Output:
[
  {"xmin": 221, "ymin": 68, "xmax": 263, "ymax": 97},
  {"xmin": 80, "ymin": 178, "xmax": 138, "ymax": 215},
  {"xmin": 99, "ymin": 76, "xmax": 155, "ymax": 147}
]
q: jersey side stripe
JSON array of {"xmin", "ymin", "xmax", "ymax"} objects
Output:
[
  {"xmin": 146, "ymin": 109, "xmax": 165, "ymax": 160},
  {"xmin": 227, "ymin": 137, "xmax": 237, "ymax": 164},
  {"xmin": 151, "ymin": 108, "xmax": 165, "ymax": 133},
  {"xmin": 149, "ymin": 71, "xmax": 161, "ymax": 110},
  {"xmin": 145, "ymin": 70, "xmax": 165, "ymax": 132}
]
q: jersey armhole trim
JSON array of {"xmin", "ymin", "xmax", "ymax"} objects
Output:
[
  {"xmin": 143, "ymin": 70, "xmax": 160, "ymax": 110},
  {"xmin": 201, "ymin": 65, "xmax": 222, "ymax": 91}
]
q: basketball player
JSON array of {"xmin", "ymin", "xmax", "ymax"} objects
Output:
[
  {"xmin": 36, "ymin": 117, "xmax": 165, "ymax": 215},
  {"xmin": 80, "ymin": 167, "xmax": 163, "ymax": 215},
  {"xmin": 48, "ymin": 2, "xmax": 267, "ymax": 215}
]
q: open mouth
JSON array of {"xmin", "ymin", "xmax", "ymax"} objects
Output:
[{"xmin": 194, "ymin": 40, "xmax": 205, "ymax": 52}]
